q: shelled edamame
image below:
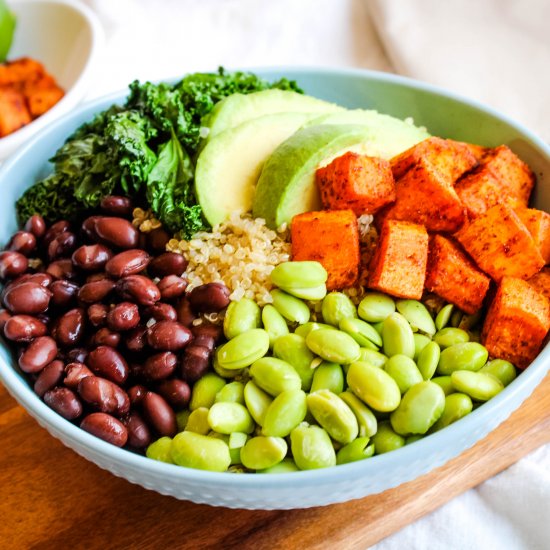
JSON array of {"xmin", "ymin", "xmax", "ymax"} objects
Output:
[{"xmin": 146, "ymin": 261, "xmax": 515, "ymax": 473}]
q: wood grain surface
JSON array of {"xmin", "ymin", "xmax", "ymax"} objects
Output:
[{"xmin": 1, "ymin": 373, "xmax": 549, "ymax": 550}]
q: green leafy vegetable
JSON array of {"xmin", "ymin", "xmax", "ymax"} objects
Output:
[
  {"xmin": 16, "ymin": 68, "xmax": 302, "ymax": 239},
  {"xmin": 0, "ymin": 0, "xmax": 16, "ymax": 62}
]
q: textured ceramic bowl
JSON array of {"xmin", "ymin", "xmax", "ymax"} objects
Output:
[
  {"xmin": 0, "ymin": 68, "xmax": 548, "ymax": 510},
  {"xmin": 0, "ymin": 0, "xmax": 103, "ymax": 160}
]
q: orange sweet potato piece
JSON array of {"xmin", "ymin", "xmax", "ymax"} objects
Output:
[
  {"xmin": 528, "ymin": 267, "xmax": 550, "ymax": 302},
  {"xmin": 368, "ymin": 219, "xmax": 428, "ymax": 299},
  {"xmin": 0, "ymin": 88, "xmax": 32, "ymax": 137},
  {"xmin": 425, "ymin": 235, "xmax": 490, "ymax": 314},
  {"xmin": 481, "ymin": 277, "xmax": 550, "ymax": 369},
  {"xmin": 380, "ymin": 157, "xmax": 465, "ymax": 232},
  {"xmin": 454, "ymin": 203, "xmax": 545, "ymax": 282},
  {"xmin": 24, "ymin": 74, "xmax": 64, "ymax": 117},
  {"xmin": 291, "ymin": 209, "xmax": 360, "ymax": 290},
  {"xmin": 455, "ymin": 145, "xmax": 535, "ymax": 217},
  {"xmin": 515, "ymin": 208, "xmax": 550, "ymax": 264},
  {"xmin": 0, "ymin": 57, "xmax": 45, "ymax": 88},
  {"xmin": 391, "ymin": 137, "xmax": 478, "ymax": 182},
  {"xmin": 315, "ymin": 152, "xmax": 395, "ymax": 215}
]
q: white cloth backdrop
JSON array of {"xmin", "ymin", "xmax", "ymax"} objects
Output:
[{"xmin": 82, "ymin": 0, "xmax": 550, "ymax": 548}]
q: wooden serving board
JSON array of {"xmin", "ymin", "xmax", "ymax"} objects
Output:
[{"xmin": 1, "ymin": 374, "xmax": 550, "ymax": 550}]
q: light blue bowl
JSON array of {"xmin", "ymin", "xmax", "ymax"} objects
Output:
[{"xmin": 0, "ymin": 68, "xmax": 548, "ymax": 509}]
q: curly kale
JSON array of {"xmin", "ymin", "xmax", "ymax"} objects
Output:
[{"xmin": 16, "ymin": 68, "xmax": 303, "ymax": 239}]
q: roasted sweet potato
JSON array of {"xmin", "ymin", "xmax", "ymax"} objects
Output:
[
  {"xmin": 291, "ymin": 209, "xmax": 360, "ymax": 290},
  {"xmin": 24, "ymin": 74, "xmax": 64, "ymax": 117},
  {"xmin": 455, "ymin": 203, "xmax": 545, "ymax": 282},
  {"xmin": 0, "ymin": 87, "xmax": 31, "ymax": 137},
  {"xmin": 516, "ymin": 208, "xmax": 550, "ymax": 264},
  {"xmin": 390, "ymin": 137, "xmax": 478, "ymax": 182},
  {"xmin": 0, "ymin": 57, "xmax": 45, "ymax": 88},
  {"xmin": 425, "ymin": 235, "xmax": 490, "ymax": 314},
  {"xmin": 380, "ymin": 157, "xmax": 465, "ymax": 232},
  {"xmin": 481, "ymin": 277, "xmax": 550, "ymax": 369},
  {"xmin": 368, "ymin": 219, "xmax": 428, "ymax": 299},
  {"xmin": 316, "ymin": 152, "xmax": 395, "ymax": 215},
  {"xmin": 528, "ymin": 267, "xmax": 550, "ymax": 302},
  {"xmin": 455, "ymin": 145, "xmax": 535, "ymax": 217}
]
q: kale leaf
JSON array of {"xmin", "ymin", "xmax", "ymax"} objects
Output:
[{"xmin": 16, "ymin": 68, "xmax": 303, "ymax": 239}]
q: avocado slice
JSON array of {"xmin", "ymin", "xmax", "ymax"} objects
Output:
[
  {"xmin": 253, "ymin": 124, "xmax": 377, "ymax": 229},
  {"xmin": 195, "ymin": 111, "xmax": 318, "ymax": 227},
  {"xmin": 202, "ymin": 89, "xmax": 343, "ymax": 142},
  {"xmin": 305, "ymin": 110, "xmax": 430, "ymax": 159},
  {"xmin": 0, "ymin": 0, "xmax": 16, "ymax": 62}
]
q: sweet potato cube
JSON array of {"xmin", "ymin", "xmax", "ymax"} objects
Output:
[
  {"xmin": 454, "ymin": 203, "xmax": 545, "ymax": 282},
  {"xmin": 368, "ymin": 219, "xmax": 428, "ymax": 299},
  {"xmin": 516, "ymin": 208, "xmax": 550, "ymax": 264},
  {"xmin": 391, "ymin": 137, "xmax": 478, "ymax": 182},
  {"xmin": 381, "ymin": 157, "xmax": 465, "ymax": 232},
  {"xmin": 425, "ymin": 235, "xmax": 490, "ymax": 314},
  {"xmin": 315, "ymin": 152, "xmax": 395, "ymax": 215},
  {"xmin": 481, "ymin": 277, "xmax": 550, "ymax": 369},
  {"xmin": 291, "ymin": 209, "xmax": 360, "ymax": 290},
  {"xmin": 528, "ymin": 267, "xmax": 550, "ymax": 302},
  {"xmin": 455, "ymin": 145, "xmax": 535, "ymax": 217},
  {"xmin": 0, "ymin": 88, "xmax": 32, "ymax": 137},
  {"xmin": 0, "ymin": 57, "xmax": 45, "ymax": 88}
]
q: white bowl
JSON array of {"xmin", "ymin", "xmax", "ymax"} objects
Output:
[{"xmin": 0, "ymin": 0, "xmax": 103, "ymax": 160}]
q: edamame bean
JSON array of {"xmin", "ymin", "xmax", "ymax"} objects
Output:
[
  {"xmin": 283, "ymin": 284, "xmax": 327, "ymax": 301},
  {"xmin": 336, "ymin": 437, "xmax": 375, "ymax": 465},
  {"xmin": 383, "ymin": 354, "xmax": 423, "ymax": 394},
  {"xmin": 223, "ymin": 298, "xmax": 261, "ymax": 339},
  {"xmin": 228, "ymin": 432, "xmax": 248, "ymax": 465},
  {"xmin": 208, "ymin": 402, "xmax": 255, "ymax": 434},
  {"xmin": 347, "ymin": 361, "xmax": 401, "ymax": 412},
  {"xmin": 258, "ymin": 458, "xmax": 299, "ymax": 473},
  {"xmin": 190, "ymin": 373, "xmax": 226, "ymax": 410},
  {"xmin": 451, "ymin": 370, "xmax": 504, "ymax": 401},
  {"xmin": 176, "ymin": 410, "xmax": 190, "ymax": 432},
  {"xmin": 215, "ymin": 381, "xmax": 245, "ymax": 405},
  {"xmin": 185, "ymin": 407, "xmax": 210, "ymax": 434},
  {"xmin": 435, "ymin": 304, "xmax": 453, "ymax": 331},
  {"xmin": 371, "ymin": 421, "xmax": 405, "ymax": 454},
  {"xmin": 171, "ymin": 431, "xmax": 231, "ymax": 472},
  {"xmin": 437, "ymin": 342, "xmax": 489, "ymax": 375},
  {"xmin": 413, "ymin": 333, "xmax": 432, "ymax": 360},
  {"xmin": 306, "ymin": 329, "xmax": 361, "ymax": 364},
  {"xmin": 217, "ymin": 328, "xmax": 270, "ymax": 369},
  {"xmin": 431, "ymin": 393, "xmax": 473, "ymax": 431},
  {"xmin": 311, "ymin": 362, "xmax": 344, "ymax": 394},
  {"xmin": 358, "ymin": 348, "xmax": 388, "ymax": 368},
  {"xmin": 250, "ymin": 357, "xmax": 302, "ymax": 396},
  {"xmin": 146, "ymin": 436, "xmax": 174, "ymax": 463},
  {"xmin": 479, "ymin": 359, "xmax": 517, "ymax": 386},
  {"xmin": 243, "ymin": 381, "xmax": 273, "ymax": 426},
  {"xmin": 270, "ymin": 289, "xmax": 310, "ymax": 324},
  {"xmin": 270, "ymin": 261, "xmax": 327, "ymax": 290},
  {"xmin": 450, "ymin": 309, "xmax": 463, "ymax": 328},
  {"xmin": 240, "ymin": 436, "xmax": 288, "ymax": 470},
  {"xmin": 358, "ymin": 293, "xmax": 396, "ymax": 323},
  {"xmin": 290, "ymin": 424, "xmax": 336, "ymax": 470},
  {"xmin": 273, "ymin": 333, "xmax": 315, "ymax": 390},
  {"xmin": 262, "ymin": 389, "xmax": 307, "ymax": 437},
  {"xmin": 294, "ymin": 322, "xmax": 337, "ymax": 339},
  {"xmin": 339, "ymin": 391, "xmax": 378, "ymax": 438},
  {"xmin": 261, "ymin": 305, "xmax": 289, "ymax": 347},
  {"xmin": 372, "ymin": 321, "xmax": 384, "ymax": 335},
  {"xmin": 431, "ymin": 376, "xmax": 456, "ymax": 396},
  {"xmin": 321, "ymin": 292, "xmax": 357, "ymax": 326},
  {"xmin": 433, "ymin": 327, "xmax": 469, "ymax": 348},
  {"xmin": 306, "ymin": 389, "xmax": 359, "ymax": 444},
  {"xmin": 339, "ymin": 317, "xmax": 383, "ymax": 348},
  {"xmin": 417, "ymin": 341, "xmax": 441, "ymax": 380},
  {"xmin": 396, "ymin": 300, "xmax": 436, "ymax": 336},
  {"xmin": 212, "ymin": 350, "xmax": 243, "ymax": 378},
  {"xmin": 405, "ymin": 435, "xmax": 423, "ymax": 445},
  {"xmin": 390, "ymin": 381, "xmax": 445, "ymax": 435},
  {"xmin": 382, "ymin": 313, "xmax": 415, "ymax": 358}
]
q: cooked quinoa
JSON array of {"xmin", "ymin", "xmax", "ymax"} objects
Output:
[{"xmin": 167, "ymin": 212, "xmax": 291, "ymax": 306}]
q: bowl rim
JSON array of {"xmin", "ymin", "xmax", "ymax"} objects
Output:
[
  {"xmin": 0, "ymin": 0, "xmax": 104, "ymax": 157},
  {"xmin": 0, "ymin": 65, "xmax": 549, "ymax": 489}
]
